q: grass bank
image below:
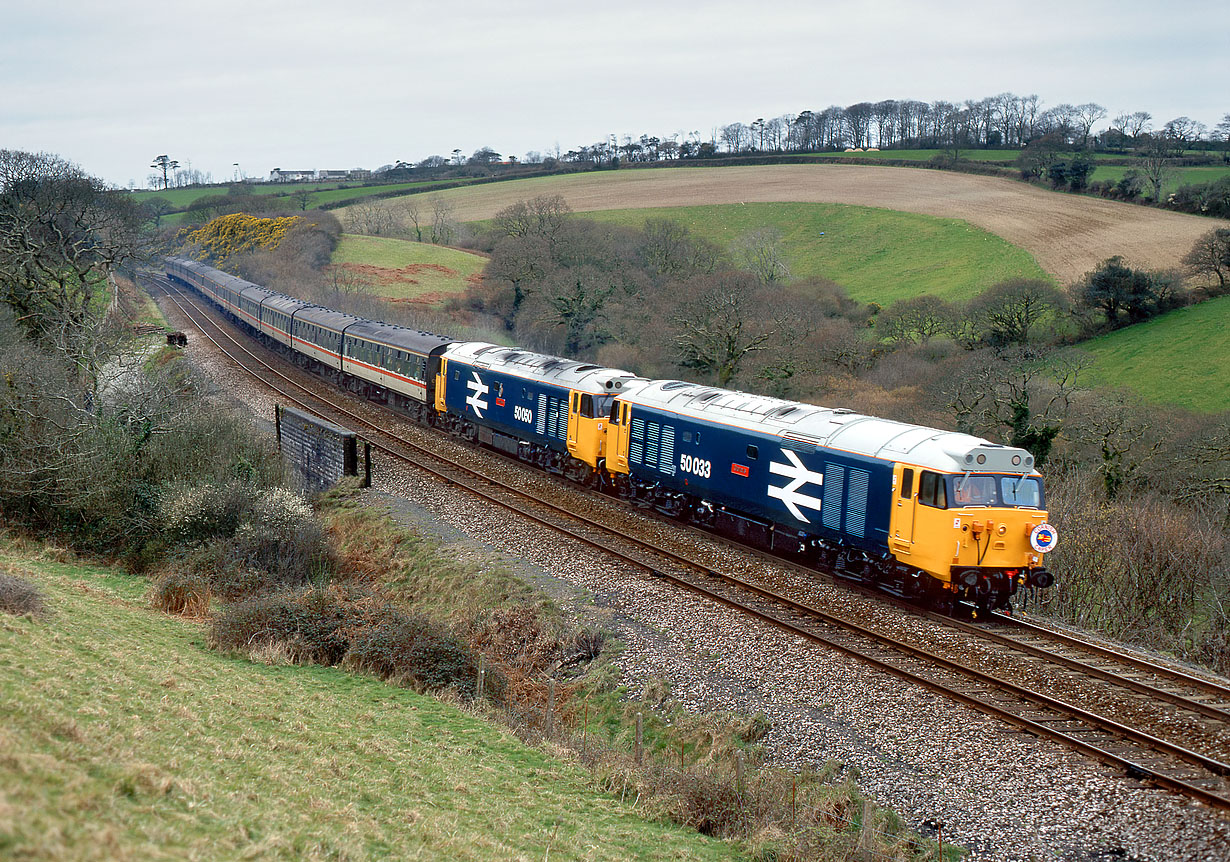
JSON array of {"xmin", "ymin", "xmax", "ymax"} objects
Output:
[
  {"xmin": 585, "ymin": 202, "xmax": 1049, "ymax": 304},
  {"xmin": 0, "ymin": 545, "xmax": 739, "ymax": 861},
  {"xmin": 1079, "ymin": 293, "xmax": 1230, "ymax": 413},
  {"xmin": 331, "ymin": 234, "xmax": 485, "ymax": 303}
]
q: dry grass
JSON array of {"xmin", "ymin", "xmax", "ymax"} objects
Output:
[{"xmin": 352, "ymin": 165, "xmax": 1230, "ymax": 285}]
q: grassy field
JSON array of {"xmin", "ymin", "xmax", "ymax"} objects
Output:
[
  {"xmin": 131, "ymin": 180, "xmax": 473, "ymax": 213},
  {"xmin": 0, "ymin": 548, "xmax": 740, "ymax": 861},
  {"xmin": 585, "ymin": 202, "xmax": 1051, "ymax": 304},
  {"xmin": 1088, "ymin": 164, "xmax": 1230, "ymax": 196},
  {"xmin": 331, "ymin": 234, "xmax": 486, "ymax": 302},
  {"xmin": 1079, "ymin": 294, "xmax": 1230, "ymax": 413}
]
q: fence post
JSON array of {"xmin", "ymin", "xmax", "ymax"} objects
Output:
[
  {"xmin": 791, "ymin": 777, "xmax": 797, "ymax": 827},
  {"xmin": 476, "ymin": 654, "xmax": 485, "ymax": 700},
  {"xmin": 582, "ymin": 700, "xmax": 589, "ymax": 753},
  {"xmin": 635, "ymin": 712, "xmax": 643, "ymax": 765},
  {"xmin": 546, "ymin": 680, "xmax": 556, "ymax": 737},
  {"xmin": 937, "ymin": 821, "xmax": 944, "ymax": 861}
]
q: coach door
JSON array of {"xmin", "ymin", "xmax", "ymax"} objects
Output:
[{"xmin": 891, "ymin": 465, "xmax": 917, "ymax": 555}]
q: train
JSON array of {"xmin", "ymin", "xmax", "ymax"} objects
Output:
[{"xmin": 165, "ymin": 256, "xmax": 1057, "ymax": 613}]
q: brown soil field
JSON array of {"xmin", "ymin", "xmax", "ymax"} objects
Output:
[{"xmin": 386, "ymin": 165, "xmax": 1230, "ymax": 285}]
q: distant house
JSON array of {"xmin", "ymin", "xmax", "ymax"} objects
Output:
[
  {"xmin": 316, "ymin": 169, "xmax": 371, "ymax": 182},
  {"xmin": 269, "ymin": 169, "xmax": 314, "ymax": 183}
]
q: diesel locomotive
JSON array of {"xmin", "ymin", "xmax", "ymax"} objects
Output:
[{"xmin": 166, "ymin": 256, "xmax": 1057, "ymax": 613}]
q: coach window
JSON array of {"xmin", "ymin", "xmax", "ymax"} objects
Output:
[
  {"xmin": 900, "ymin": 468, "xmax": 914, "ymax": 499},
  {"xmin": 919, "ymin": 471, "xmax": 947, "ymax": 509}
]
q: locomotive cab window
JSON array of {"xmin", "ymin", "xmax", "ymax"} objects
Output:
[
  {"xmin": 900, "ymin": 468, "xmax": 914, "ymax": 499},
  {"xmin": 919, "ymin": 471, "xmax": 947, "ymax": 509},
  {"xmin": 579, "ymin": 394, "xmax": 594, "ymax": 418},
  {"xmin": 1001, "ymin": 476, "xmax": 1042, "ymax": 508},
  {"xmin": 746, "ymin": 444, "xmax": 759, "ymax": 460},
  {"xmin": 953, "ymin": 474, "xmax": 997, "ymax": 507}
]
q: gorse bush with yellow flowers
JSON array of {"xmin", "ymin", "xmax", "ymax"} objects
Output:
[{"xmin": 178, "ymin": 213, "xmax": 302, "ymax": 265}]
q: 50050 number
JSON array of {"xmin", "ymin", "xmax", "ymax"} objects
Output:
[{"xmin": 680, "ymin": 454, "xmax": 712, "ymax": 478}]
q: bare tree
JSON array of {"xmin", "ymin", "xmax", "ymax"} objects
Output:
[
  {"xmin": 0, "ymin": 150, "xmax": 143, "ymax": 385},
  {"xmin": 1135, "ymin": 140, "xmax": 1176, "ymax": 201},
  {"xmin": 1182, "ymin": 228, "xmax": 1230, "ymax": 293},
  {"xmin": 430, "ymin": 196, "xmax": 457, "ymax": 245},
  {"xmin": 493, "ymin": 195, "xmax": 571, "ymax": 245},
  {"xmin": 292, "ymin": 188, "xmax": 313, "ymax": 212},
  {"xmin": 944, "ymin": 348, "xmax": 1087, "ymax": 467},
  {"xmin": 877, "ymin": 295, "xmax": 952, "ymax": 344},
  {"xmin": 641, "ymin": 218, "xmax": 724, "ymax": 279},
  {"xmin": 671, "ymin": 272, "xmax": 776, "ymax": 386},
  {"xmin": 1074, "ymin": 103, "xmax": 1107, "ymax": 148},
  {"xmin": 1070, "ymin": 394, "xmax": 1161, "ymax": 498},
  {"xmin": 731, "ymin": 227, "xmax": 790, "ymax": 284},
  {"xmin": 969, "ymin": 278, "xmax": 1066, "ymax": 345},
  {"xmin": 400, "ymin": 199, "xmax": 424, "ymax": 242},
  {"xmin": 347, "ymin": 200, "xmax": 395, "ymax": 235},
  {"xmin": 1162, "ymin": 116, "xmax": 1206, "ymax": 149}
]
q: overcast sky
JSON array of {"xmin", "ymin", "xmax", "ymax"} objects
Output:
[{"xmin": 2, "ymin": 0, "xmax": 1226, "ymax": 188}]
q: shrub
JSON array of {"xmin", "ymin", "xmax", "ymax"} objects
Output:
[
  {"xmin": 345, "ymin": 610, "xmax": 479, "ymax": 691},
  {"xmin": 0, "ymin": 571, "xmax": 45, "ymax": 617},
  {"xmin": 150, "ymin": 569, "xmax": 211, "ymax": 616},
  {"xmin": 160, "ymin": 481, "xmax": 258, "ymax": 545},
  {"xmin": 211, "ymin": 586, "xmax": 487, "ymax": 694},
  {"xmin": 210, "ymin": 587, "xmax": 351, "ymax": 665},
  {"xmin": 163, "ymin": 483, "xmax": 332, "ymax": 599}
]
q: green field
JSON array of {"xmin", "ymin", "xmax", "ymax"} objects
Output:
[
  {"xmin": 131, "ymin": 180, "xmax": 474, "ymax": 214},
  {"xmin": 1088, "ymin": 164, "xmax": 1230, "ymax": 196},
  {"xmin": 584, "ymin": 202, "xmax": 1050, "ymax": 304},
  {"xmin": 0, "ymin": 550, "xmax": 739, "ymax": 861},
  {"xmin": 1080, "ymin": 294, "xmax": 1230, "ymax": 413},
  {"xmin": 332, "ymin": 234, "xmax": 486, "ymax": 301}
]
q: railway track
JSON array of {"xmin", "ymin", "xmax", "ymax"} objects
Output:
[{"xmin": 149, "ymin": 273, "xmax": 1230, "ymax": 814}]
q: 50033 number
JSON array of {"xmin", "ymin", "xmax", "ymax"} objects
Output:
[{"xmin": 680, "ymin": 454, "xmax": 712, "ymax": 478}]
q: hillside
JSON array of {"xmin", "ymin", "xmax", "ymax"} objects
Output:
[
  {"xmin": 353, "ymin": 164, "xmax": 1229, "ymax": 286},
  {"xmin": 585, "ymin": 202, "xmax": 1048, "ymax": 303},
  {"xmin": 1080, "ymin": 294, "xmax": 1230, "ymax": 413},
  {"xmin": 332, "ymin": 234, "xmax": 485, "ymax": 303},
  {"xmin": 0, "ymin": 551, "xmax": 739, "ymax": 861}
]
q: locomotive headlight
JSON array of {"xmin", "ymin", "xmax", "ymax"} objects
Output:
[{"xmin": 997, "ymin": 524, "xmax": 1007, "ymax": 536}]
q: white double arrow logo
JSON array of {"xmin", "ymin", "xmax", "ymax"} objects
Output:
[
  {"xmin": 767, "ymin": 448, "xmax": 824, "ymax": 523},
  {"xmin": 466, "ymin": 372, "xmax": 489, "ymax": 418}
]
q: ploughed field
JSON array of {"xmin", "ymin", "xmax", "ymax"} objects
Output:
[{"xmin": 376, "ymin": 164, "xmax": 1229, "ymax": 286}]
